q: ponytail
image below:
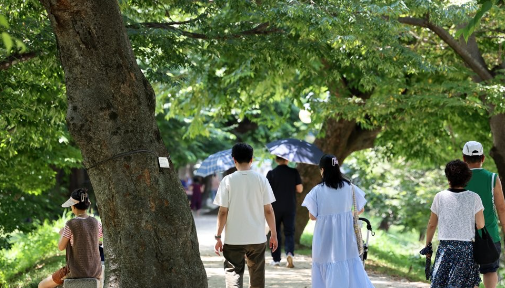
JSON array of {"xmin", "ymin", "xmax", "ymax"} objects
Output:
[
  {"xmin": 319, "ymin": 154, "xmax": 349, "ymax": 189},
  {"xmin": 72, "ymin": 188, "xmax": 91, "ymax": 210}
]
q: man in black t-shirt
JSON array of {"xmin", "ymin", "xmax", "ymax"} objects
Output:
[{"xmin": 266, "ymin": 156, "xmax": 303, "ymax": 268}]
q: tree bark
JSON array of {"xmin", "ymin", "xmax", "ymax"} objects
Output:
[
  {"xmin": 295, "ymin": 117, "xmax": 380, "ymax": 244},
  {"xmin": 489, "ymin": 114, "xmax": 505, "ymax": 181},
  {"xmin": 378, "ymin": 217, "xmax": 391, "ymax": 232},
  {"xmin": 39, "ymin": 1, "xmax": 207, "ymax": 287}
]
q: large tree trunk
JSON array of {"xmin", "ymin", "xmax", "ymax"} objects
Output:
[
  {"xmin": 489, "ymin": 113, "xmax": 505, "ymax": 181},
  {"xmin": 295, "ymin": 117, "xmax": 380, "ymax": 244},
  {"xmin": 39, "ymin": 1, "xmax": 207, "ymax": 287}
]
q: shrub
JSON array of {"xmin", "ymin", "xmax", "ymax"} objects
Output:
[{"xmin": 0, "ymin": 214, "xmax": 70, "ymax": 285}]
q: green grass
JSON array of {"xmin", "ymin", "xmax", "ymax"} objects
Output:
[
  {"xmin": 0, "ymin": 215, "xmax": 70, "ymax": 288},
  {"xmin": 6, "ymin": 254, "xmax": 65, "ymax": 288}
]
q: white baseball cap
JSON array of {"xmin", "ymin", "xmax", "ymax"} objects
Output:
[{"xmin": 462, "ymin": 141, "xmax": 484, "ymax": 156}]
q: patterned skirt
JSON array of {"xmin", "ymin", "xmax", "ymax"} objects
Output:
[{"xmin": 431, "ymin": 240, "xmax": 481, "ymax": 288}]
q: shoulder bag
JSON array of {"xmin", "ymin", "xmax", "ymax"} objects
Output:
[
  {"xmin": 351, "ymin": 183, "xmax": 364, "ymax": 256},
  {"xmin": 473, "ymin": 225, "xmax": 499, "ymax": 265}
]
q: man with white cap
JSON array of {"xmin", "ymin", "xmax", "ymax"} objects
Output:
[{"xmin": 463, "ymin": 141, "xmax": 505, "ymax": 288}]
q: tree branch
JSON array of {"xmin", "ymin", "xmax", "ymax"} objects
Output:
[
  {"xmin": 128, "ymin": 21, "xmax": 281, "ymax": 40},
  {"xmin": 134, "ymin": 14, "xmax": 205, "ymax": 30},
  {"xmin": 398, "ymin": 17, "xmax": 493, "ymax": 81},
  {"xmin": 0, "ymin": 52, "xmax": 38, "ymax": 70}
]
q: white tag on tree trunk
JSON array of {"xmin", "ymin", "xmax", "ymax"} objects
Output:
[{"xmin": 158, "ymin": 157, "xmax": 170, "ymax": 168}]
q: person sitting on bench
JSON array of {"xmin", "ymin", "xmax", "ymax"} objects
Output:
[{"xmin": 38, "ymin": 188, "xmax": 103, "ymax": 288}]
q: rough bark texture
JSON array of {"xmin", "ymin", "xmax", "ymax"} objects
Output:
[
  {"xmin": 490, "ymin": 114, "xmax": 505, "ymax": 181},
  {"xmin": 294, "ymin": 117, "xmax": 380, "ymax": 244},
  {"xmin": 39, "ymin": 1, "xmax": 207, "ymax": 287}
]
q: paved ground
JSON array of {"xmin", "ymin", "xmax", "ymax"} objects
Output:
[{"xmin": 194, "ymin": 214, "xmax": 430, "ymax": 288}]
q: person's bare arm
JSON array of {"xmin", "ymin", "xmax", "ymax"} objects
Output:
[
  {"xmin": 58, "ymin": 228, "xmax": 70, "ymax": 251},
  {"xmin": 476, "ymin": 209, "xmax": 485, "ymax": 229},
  {"xmin": 357, "ymin": 208, "xmax": 364, "ymax": 215},
  {"xmin": 264, "ymin": 204, "xmax": 278, "ymax": 252},
  {"xmin": 493, "ymin": 177, "xmax": 505, "ymax": 234},
  {"xmin": 309, "ymin": 212, "xmax": 316, "ymax": 220},
  {"xmin": 214, "ymin": 206, "xmax": 228, "ymax": 255},
  {"xmin": 296, "ymin": 184, "xmax": 303, "ymax": 193},
  {"xmin": 425, "ymin": 212, "xmax": 438, "ymax": 248}
]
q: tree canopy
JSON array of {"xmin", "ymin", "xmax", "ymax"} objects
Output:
[{"xmin": 1, "ymin": 0, "xmax": 504, "ymax": 248}]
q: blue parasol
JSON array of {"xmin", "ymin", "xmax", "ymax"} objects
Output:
[
  {"xmin": 266, "ymin": 138, "xmax": 324, "ymax": 165},
  {"xmin": 194, "ymin": 149, "xmax": 235, "ymax": 177}
]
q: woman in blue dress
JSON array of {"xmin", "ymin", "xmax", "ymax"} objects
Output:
[{"xmin": 302, "ymin": 154, "xmax": 374, "ymax": 288}]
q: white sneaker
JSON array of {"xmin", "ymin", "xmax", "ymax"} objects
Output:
[
  {"xmin": 270, "ymin": 260, "xmax": 280, "ymax": 266},
  {"xmin": 286, "ymin": 254, "xmax": 294, "ymax": 268}
]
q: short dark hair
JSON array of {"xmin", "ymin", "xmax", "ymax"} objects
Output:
[
  {"xmin": 463, "ymin": 155, "xmax": 484, "ymax": 164},
  {"xmin": 71, "ymin": 188, "xmax": 91, "ymax": 210},
  {"xmin": 276, "ymin": 156, "xmax": 287, "ymax": 162},
  {"xmin": 232, "ymin": 143, "xmax": 253, "ymax": 164},
  {"xmin": 445, "ymin": 160, "xmax": 472, "ymax": 188}
]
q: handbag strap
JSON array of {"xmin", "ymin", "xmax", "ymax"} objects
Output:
[
  {"xmin": 475, "ymin": 225, "xmax": 491, "ymax": 239},
  {"xmin": 351, "ymin": 182, "xmax": 357, "ymax": 215}
]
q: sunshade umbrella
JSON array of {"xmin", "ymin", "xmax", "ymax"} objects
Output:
[
  {"xmin": 194, "ymin": 149, "xmax": 235, "ymax": 177},
  {"xmin": 419, "ymin": 243, "xmax": 433, "ymax": 280},
  {"xmin": 266, "ymin": 138, "xmax": 324, "ymax": 165}
]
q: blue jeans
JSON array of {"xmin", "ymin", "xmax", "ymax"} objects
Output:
[{"xmin": 271, "ymin": 210, "xmax": 295, "ymax": 262}]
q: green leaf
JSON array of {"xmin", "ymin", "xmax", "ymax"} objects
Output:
[
  {"xmin": 15, "ymin": 39, "xmax": 26, "ymax": 53},
  {"xmin": 0, "ymin": 15, "xmax": 8, "ymax": 28},
  {"xmin": 1, "ymin": 32, "xmax": 13, "ymax": 52},
  {"xmin": 457, "ymin": 0, "xmax": 494, "ymax": 42}
]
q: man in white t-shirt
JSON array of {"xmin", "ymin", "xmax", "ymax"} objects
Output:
[{"xmin": 214, "ymin": 143, "xmax": 278, "ymax": 288}]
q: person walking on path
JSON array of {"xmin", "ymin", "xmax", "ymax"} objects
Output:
[
  {"xmin": 462, "ymin": 141, "xmax": 505, "ymax": 288},
  {"xmin": 213, "ymin": 143, "xmax": 278, "ymax": 288},
  {"xmin": 423, "ymin": 160, "xmax": 485, "ymax": 288},
  {"xmin": 266, "ymin": 156, "xmax": 303, "ymax": 268},
  {"xmin": 38, "ymin": 188, "xmax": 103, "ymax": 288},
  {"xmin": 190, "ymin": 176, "xmax": 205, "ymax": 217},
  {"xmin": 301, "ymin": 154, "xmax": 374, "ymax": 288}
]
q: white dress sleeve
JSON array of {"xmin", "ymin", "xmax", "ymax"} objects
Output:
[{"xmin": 302, "ymin": 186, "xmax": 319, "ymax": 217}]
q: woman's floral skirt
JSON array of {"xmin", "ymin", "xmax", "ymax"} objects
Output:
[{"xmin": 431, "ymin": 240, "xmax": 481, "ymax": 288}]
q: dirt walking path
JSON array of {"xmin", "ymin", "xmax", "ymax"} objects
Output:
[{"xmin": 195, "ymin": 214, "xmax": 430, "ymax": 288}]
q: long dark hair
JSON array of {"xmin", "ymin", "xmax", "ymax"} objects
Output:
[{"xmin": 319, "ymin": 154, "xmax": 350, "ymax": 189}]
